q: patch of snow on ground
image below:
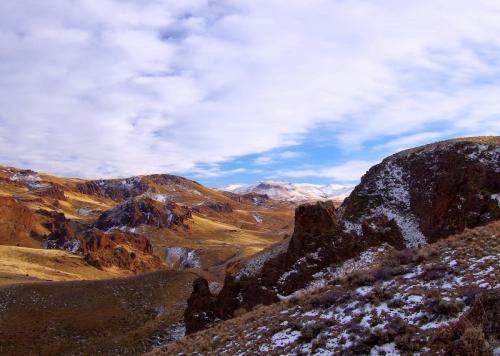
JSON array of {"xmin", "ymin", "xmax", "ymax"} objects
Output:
[
  {"xmin": 77, "ymin": 207, "xmax": 93, "ymax": 216},
  {"xmin": 252, "ymin": 213, "xmax": 263, "ymax": 224},
  {"xmin": 270, "ymin": 329, "xmax": 301, "ymax": 348}
]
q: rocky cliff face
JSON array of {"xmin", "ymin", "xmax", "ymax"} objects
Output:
[
  {"xmin": 339, "ymin": 137, "xmax": 500, "ymax": 245},
  {"xmin": 183, "ymin": 137, "xmax": 500, "ymax": 334},
  {"xmin": 96, "ymin": 196, "xmax": 192, "ymax": 231}
]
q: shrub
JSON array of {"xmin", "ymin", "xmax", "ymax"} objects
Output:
[
  {"xmin": 422, "ymin": 263, "xmax": 449, "ymax": 281},
  {"xmin": 309, "ymin": 290, "xmax": 348, "ymax": 309},
  {"xmin": 447, "ymin": 327, "xmax": 491, "ymax": 356},
  {"xmin": 429, "ymin": 298, "xmax": 464, "ymax": 318},
  {"xmin": 348, "ymin": 271, "xmax": 376, "ymax": 287},
  {"xmin": 300, "ymin": 321, "xmax": 327, "ymax": 342}
]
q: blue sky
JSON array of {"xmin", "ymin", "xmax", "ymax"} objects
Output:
[{"xmin": 0, "ymin": 0, "xmax": 499, "ymax": 188}]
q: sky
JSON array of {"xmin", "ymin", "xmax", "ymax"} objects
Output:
[{"xmin": 0, "ymin": 0, "xmax": 499, "ymax": 187}]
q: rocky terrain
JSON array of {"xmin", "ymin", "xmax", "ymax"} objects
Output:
[
  {"xmin": 0, "ymin": 164, "xmax": 295, "ymax": 354},
  {"xmin": 1, "ymin": 136, "xmax": 498, "ymax": 355},
  {"xmin": 155, "ymin": 136, "xmax": 500, "ymax": 355},
  {"xmin": 157, "ymin": 221, "xmax": 499, "ymax": 355}
]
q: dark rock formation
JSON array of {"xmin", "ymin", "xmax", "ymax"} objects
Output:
[
  {"xmin": 184, "ymin": 278, "xmax": 219, "ymax": 334},
  {"xmin": 75, "ymin": 177, "xmax": 149, "ymax": 201},
  {"xmin": 339, "ymin": 137, "xmax": 500, "ymax": 245},
  {"xmin": 43, "ymin": 215, "xmax": 163, "ymax": 273},
  {"xmin": 96, "ymin": 196, "xmax": 192, "ymax": 230},
  {"xmin": 202, "ymin": 201, "xmax": 233, "ymax": 213}
]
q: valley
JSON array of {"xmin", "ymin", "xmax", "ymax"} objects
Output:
[{"xmin": 0, "ymin": 136, "xmax": 499, "ymax": 355}]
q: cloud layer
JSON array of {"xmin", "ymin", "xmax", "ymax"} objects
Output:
[{"xmin": 0, "ymin": 0, "xmax": 499, "ymax": 181}]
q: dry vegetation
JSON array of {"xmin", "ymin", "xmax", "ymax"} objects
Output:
[
  {"xmin": 0, "ymin": 270, "xmax": 198, "ymax": 355},
  {"xmin": 154, "ymin": 221, "xmax": 500, "ymax": 355}
]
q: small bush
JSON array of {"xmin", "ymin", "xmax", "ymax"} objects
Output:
[
  {"xmin": 422, "ymin": 263, "xmax": 449, "ymax": 281},
  {"xmin": 300, "ymin": 321, "xmax": 327, "ymax": 342},
  {"xmin": 429, "ymin": 298, "xmax": 464, "ymax": 317},
  {"xmin": 447, "ymin": 327, "xmax": 491, "ymax": 356},
  {"xmin": 348, "ymin": 271, "xmax": 376, "ymax": 287},
  {"xmin": 309, "ymin": 290, "xmax": 348, "ymax": 309}
]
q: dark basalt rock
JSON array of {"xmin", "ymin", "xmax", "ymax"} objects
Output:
[
  {"xmin": 96, "ymin": 196, "xmax": 192, "ymax": 230},
  {"xmin": 339, "ymin": 138, "xmax": 500, "ymax": 245},
  {"xmin": 184, "ymin": 278, "xmax": 219, "ymax": 334}
]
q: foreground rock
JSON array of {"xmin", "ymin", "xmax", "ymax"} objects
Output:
[
  {"xmin": 154, "ymin": 221, "xmax": 500, "ymax": 355},
  {"xmin": 182, "ymin": 137, "xmax": 500, "ymax": 334}
]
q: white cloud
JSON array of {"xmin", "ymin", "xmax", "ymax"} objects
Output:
[
  {"xmin": 277, "ymin": 160, "xmax": 377, "ymax": 182},
  {"xmin": 0, "ymin": 0, "xmax": 499, "ymax": 179},
  {"xmin": 254, "ymin": 151, "xmax": 303, "ymax": 165}
]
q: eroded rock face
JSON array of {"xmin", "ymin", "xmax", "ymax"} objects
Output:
[
  {"xmin": 184, "ymin": 278, "xmax": 218, "ymax": 334},
  {"xmin": 165, "ymin": 247, "xmax": 201, "ymax": 270},
  {"xmin": 339, "ymin": 138, "xmax": 500, "ymax": 245},
  {"xmin": 96, "ymin": 196, "xmax": 192, "ymax": 230},
  {"xmin": 43, "ymin": 217, "xmax": 163, "ymax": 273},
  {"xmin": 75, "ymin": 177, "xmax": 148, "ymax": 201},
  {"xmin": 80, "ymin": 229, "xmax": 163, "ymax": 273},
  {"xmin": 0, "ymin": 197, "xmax": 40, "ymax": 247}
]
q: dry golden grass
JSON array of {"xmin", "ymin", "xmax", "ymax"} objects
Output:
[
  {"xmin": 0, "ymin": 245, "xmax": 127, "ymax": 286},
  {"xmin": 0, "ymin": 270, "xmax": 198, "ymax": 355}
]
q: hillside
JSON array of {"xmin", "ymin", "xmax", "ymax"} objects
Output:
[
  {"xmin": 0, "ymin": 270, "xmax": 198, "ymax": 355},
  {"xmin": 0, "ymin": 136, "xmax": 498, "ymax": 355},
  {"xmin": 155, "ymin": 221, "xmax": 499, "ymax": 355},
  {"xmin": 0, "ymin": 166, "xmax": 295, "ymax": 283},
  {"xmin": 161, "ymin": 136, "xmax": 499, "ymax": 353}
]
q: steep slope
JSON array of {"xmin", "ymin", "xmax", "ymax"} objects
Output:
[
  {"xmin": 181, "ymin": 136, "xmax": 500, "ymax": 333},
  {"xmin": 223, "ymin": 181, "xmax": 354, "ymax": 204},
  {"xmin": 0, "ymin": 270, "xmax": 198, "ymax": 355},
  {"xmin": 155, "ymin": 221, "xmax": 499, "ymax": 355}
]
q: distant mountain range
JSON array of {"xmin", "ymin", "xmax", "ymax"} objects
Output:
[{"xmin": 221, "ymin": 181, "xmax": 354, "ymax": 203}]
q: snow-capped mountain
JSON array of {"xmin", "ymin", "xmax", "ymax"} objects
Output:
[{"xmin": 221, "ymin": 181, "xmax": 354, "ymax": 203}]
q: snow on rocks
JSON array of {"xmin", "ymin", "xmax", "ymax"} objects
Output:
[
  {"xmin": 236, "ymin": 242, "xmax": 288, "ymax": 279},
  {"xmin": 165, "ymin": 247, "xmax": 201, "ymax": 270},
  {"xmin": 252, "ymin": 213, "xmax": 264, "ymax": 224}
]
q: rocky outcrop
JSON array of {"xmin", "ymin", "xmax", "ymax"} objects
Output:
[
  {"xmin": 339, "ymin": 137, "xmax": 500, "ymax": 246},
  {"xmin": 165, "ymin": 247, "xmax": 201, "ymax": 270},
  {"xmin": 184, "ymin": 278, "xmax": 219, "ymax": 334},
  {"xmin": 75, "ymin": 177, "xmax": 148, "ymax": 201},
  {"xmin": 96, "ymin": 196, "xmax": 192, "ymax": 230},
  {"xmin": 81, "ymin": 229, "xmax": 163, "ymax": 273},
  {"xmin": 32, "ymin": 184, "xmax": 67, "ymax": 201},
  {"xmin": 183, "ymin": 137, "xmax": 500, "ymax": 334},
  {"xmin": 197, "ymin": 201, "xmax": 233, "ymax": 213},
  {"xmin": 43, "ymin": 215, "xmax": 163, "ymax": 273},
  {"xmin": 0, "ymin": 197, "xmax": 41, "ymax": 248}
]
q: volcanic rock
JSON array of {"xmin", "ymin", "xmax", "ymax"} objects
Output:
[
  {"xmin": 96, "ymin": 196, "xmax": 192, "ymax": 230},
  {"xmin": 339, "ymin": 137, "xmax": 500, "ymax": 245}
]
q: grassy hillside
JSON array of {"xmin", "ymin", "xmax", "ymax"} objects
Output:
[{"xmin": 0, "ymin": 270, "xmax": 198, "ymax": 355}]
